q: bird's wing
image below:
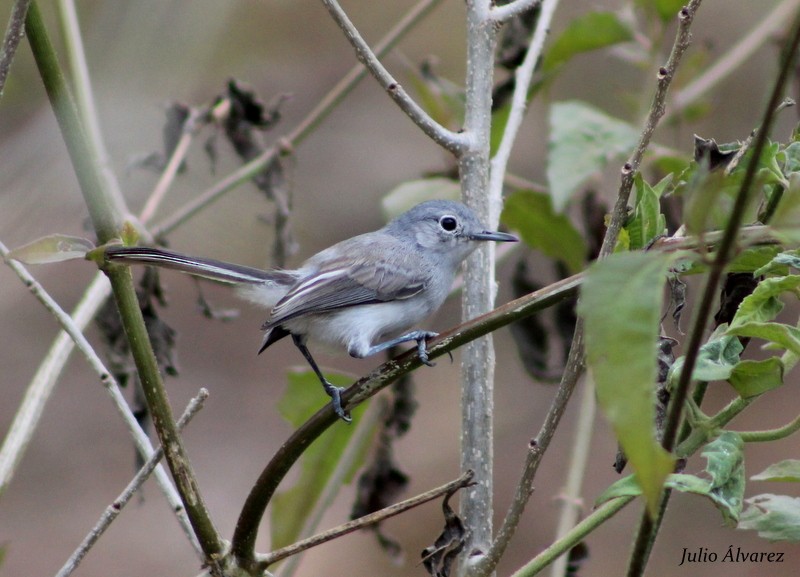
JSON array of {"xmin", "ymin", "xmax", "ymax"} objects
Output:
[{"xmin": 262, "ymin": 234, "xmax": 431, "ymax": 330}]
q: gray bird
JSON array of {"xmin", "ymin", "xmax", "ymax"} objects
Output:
[{"xmin": 106, "ymin": 200, "xmax": 517, "ymax": 420}]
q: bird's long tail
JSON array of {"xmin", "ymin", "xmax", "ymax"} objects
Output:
[{"xmin": 105, "ymin": 246, "xmax": 295, "ymax": 286}]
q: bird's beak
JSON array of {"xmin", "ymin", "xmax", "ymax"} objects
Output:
[{"xmin": 468, "ymin": 230, "xmax": 519, "ymax": 242}]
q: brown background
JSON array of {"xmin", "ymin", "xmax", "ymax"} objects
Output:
[{"xmin": 1, "ymin": 1, "xmax": 797, "ymax": 576}]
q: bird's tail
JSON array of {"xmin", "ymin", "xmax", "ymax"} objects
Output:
[{"xmin": 105, "ymin": 246, "xmax": 295, "ymax": 286}]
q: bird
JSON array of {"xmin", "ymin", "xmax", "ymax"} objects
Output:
[{"xmin": 105, "ymin": 200, "xmax": 518, "ymax": 421}]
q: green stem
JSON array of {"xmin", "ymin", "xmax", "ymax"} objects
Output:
[
  {"xmin": 26, "ymin": 1, "xmax": 224, "ymax": 561},
  {"xmin": 105, "ymin": 266, "xmax": 224, "ymax": 558},
  {"xmin": 509, "ymin": 497, "xmax": 634, "ymax": 577},
  {"xmin": 24, "ymin": 1, "xmax": 118, "ymax": 243}
]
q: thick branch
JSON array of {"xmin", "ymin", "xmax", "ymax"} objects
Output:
[{"xmin": 231, "ymin": 273, "xmax": 582, "ymax": 564}]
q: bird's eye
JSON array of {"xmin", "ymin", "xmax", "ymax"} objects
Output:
[{"xmin": 439, "ymin": 215, "xmax": 458, "ymax": 232}]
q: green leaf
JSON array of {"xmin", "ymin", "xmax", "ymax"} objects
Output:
[
  {"xmin": 598, "ymin": 433, "xmax": 745, "ymax": 525},
  {"xmin": 681, "ymin": 166, "xmax": 745, "ymax": 236},
  {"xmin": 578, "ymin": 251, "xmax": 676, "ymax": 517},
  {"xmin": 8, "ymin": 234, "xmax": 95, "ymax": 264},
  {"xmin": 625, "ymin": 174, "xmax": 667, "ymax": 251},
  {"xmin": 726, "ymin": 322, "xmax": 800, "ymax": 357},
  {"xmin": 780, "ymin": 141, "xmax": 800, "ymax": 174},
  {"xmin": 752, "ymin": 460, "xmax": 800, "ymax": 482},
  {"xmin": 501, "ymin": 189, "xmax": 587, "ymax": 274},
  {"xmin": 753, "ymin": 249, "xmax": 800, "ymax": 277},
  {"xmin": 728, "ymin": 357, "xmax": 784, "ymax": 399},
  {"xmin": 642, "ymin": 0, "xmax": 687, "ymax": 22},
  {"xmin": 542, "ymin": 12, "xmax": 633, "ymax": 74},
  {"xmin": 668, "ymin": 326, "xmax": 742, "ymax": 386},
  {"xmin": 770, "ymin": 173, "xmax": 800, "ymax": 234},
  {"xmin": 271, "ymin": 370, "xmax": 371, "ymax": 550},
  {"xmin": 547, "ymin": 101, "xmax": 639, "ymax": 212},
  {"xmin": 381, "ymin": 177, "xmax": 461, "ymax": 220},
  {"xmin": 729, "ymin": 246, "xmax": 782, "ymax": 274},
  {"xmin": 728, "ymin": 276, "xmax": 800, "ymax": 329},
  {"xmin": 739, "ymin": 494, "xmax": 800, "ymax": 541},
  {"xmin": 595, "ymin": 474, "xmax": 642, "ymax": 506},
  {"xmin": 667, "ymin": 432, "xmax": 745, "ymax": 525}
]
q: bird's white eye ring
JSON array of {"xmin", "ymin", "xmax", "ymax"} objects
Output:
[{"xmin": 439, "ymin": 215, "xmax": 458, "ymax": 232}]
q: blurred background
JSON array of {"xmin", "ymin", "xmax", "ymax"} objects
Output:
[{"xmin": 1, "ymin": 1, "xmax": 798, "ymax": 576}]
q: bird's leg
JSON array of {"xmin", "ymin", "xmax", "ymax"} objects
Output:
[
  {"xmin": 291, "ymin": 334, "xmax": 351, "ymax": 422},
  {"xmin": 363, "ymin": 330, "xmax": 440, "ymax": 366}
]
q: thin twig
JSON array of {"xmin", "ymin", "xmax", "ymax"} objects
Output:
[
  {"xmin": 509, "ymin": 497, "xmax": 634, "ymax": 577},
  {"xmin": 152, "ymin": 0, "xmax": 445, "ymax": 238},
  {"xmin": 0, "ymin": 242, "xmax": 200, "ymax": 551},
  {"xmin": 55, "ymin": 389, "xmax": 209, "ymax": 577},
  {"xmin": 600, "ymin": 1, "xmax": 703, "ymax": 259},
  {"xmin": 140, "ymin": 105, "xmax": 211, "ymax": 223},
  {"xmin": 489, "ymin": 0, "xmax": 559, "ymax": 203},
  {"xmin": 669, "ymin": 0, "xmax": 800, "ymax": 120},
  {"xmin": 319, "ymin": 0, "xmax": 467, "ymax": 155},
  {"xmin": 547, "ymin": 374, "xmax": 596, "ymax": 577},
  {"xmin": 274, "ymin": 399, "xmax": 385, "ymax": 577},
  {"xmin": 0, "ymin": 0, "xmax": 31, "ymax": 95},
  {"xmin": 491, "ymin": 0, "xmax": 542, "ymax": 23},
  {"xmin": 256, "ymin": 470, "xmax": 475, "ymax": 569}
]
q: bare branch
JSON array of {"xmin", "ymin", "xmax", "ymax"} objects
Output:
[
  {"xmin": 257, "ymin": 470, "xmax": 475, "ymax": 569},
  {"xmin": 0, "ymin": 243, "xmax": 200, "ymax": 551},
  {"xmin": 319, "ymin": 0, "xmax": 468, "ymax": 155},
  {"xmin": 491, "ymin": 0, "xmax": 542, "ymax": 24},
  {"xmin": 669, "ymin": 0, "xmax": 800, "ymax": 120},
  {"xmin": 152, "ymin": 0, "xmax": 446, "ymax": 238},
  {"xmin": 489, "ymin": 0, "xmax": 560, "ymax": 199},
  {"xmin": 0, "ymin": 0, "xmax": 31, "ymax": 95},
  {"xmin": 55, "ymin": 389, "xmax": 209, "ymax": 577}
]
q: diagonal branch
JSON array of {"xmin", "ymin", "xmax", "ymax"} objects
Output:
[
  {"xmin": 0, "ymin": 0, "xmax": 31, "ymax": 95},
  {"xmin": 491, "ymin": 0, "xmax": 542, "ymax": 24},
  {"xmin": 256, "ymin": 470, "xmax": 475, "ymax": 570},
  {"xmin": 55, "ymin": 389, "xmax": 209, "ymax": 577},
  {"xmin": 152, "ymin": 0, "xmax": 446, "ymax": 238},
  {"xmin": 319, "ymin": 0, "xmax": 468, "ymax": 155}
]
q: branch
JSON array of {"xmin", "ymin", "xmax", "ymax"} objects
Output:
[
  {"xmin": 152, "ymin": 0, "xmax": 446, "ymax": 238},
  {"xmin": 319, "ymin": 0, "xmax": 467, "ymax": 155},
  {"xmin": 489, "ymin": 0, "xmax": 559, "ymax": 202},
  {"xmin": 509, "ymin": 497, "xmax": 634, "ymax": 577},
  {"xmin": 668, "ymin": 0, "xmax": 800, "ymax": 120},
  {"xmin": 626, "ymin": 6, "xmax": 800, "ymax": 577},
  {"xmin": 491, "ymin": 0, "xmax": 542, "ymax": 24},
  {"xmin": 0, "ymin": 0, "xmax": 30, "ymax": 95},
  {"xmin": 0, "ymin": 243, "xmax": 200, "ymax": 550},
  {"xmin": 256, "ymin": 470, "xmax": 475, "ymax": 570},
  {"xmin": 599, "ymin": 1, "xmax": 702, "ymax": 259},
  {"xmin": 55, "ymin": 389, "xmax": 209, "ymax": 577},
  {"xmin": 230, "ymin": 273, "xmax": 582, "ymax": 564},
  {"xmin": 24, "ymin": 1, "xmax": 119, "ymax": 242},
  {"xmin": 25, "ymin": 2, "xmax": 224, "ymax": 559},
  {"xmin": 55, "ymin": 0, "xmax": 128, "ymax": 215}
]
